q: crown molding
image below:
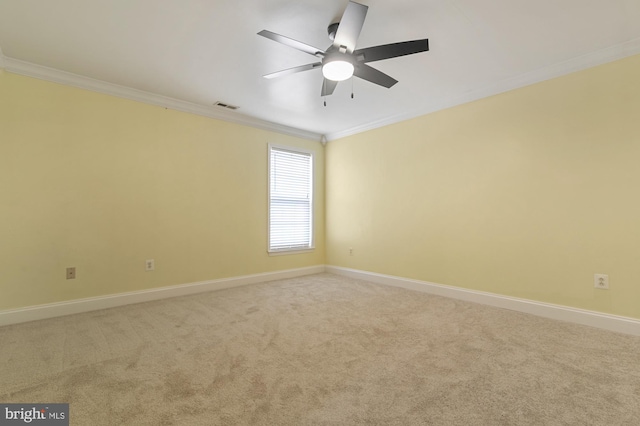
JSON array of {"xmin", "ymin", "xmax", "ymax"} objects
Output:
[
  {"xmin": 1, "ymin": 52, "xmax": 323, "ymax": 142},
  {"xmin": 4, "ymin": 37, "xmax": 640, "ymax": 144},
  {"xmin": 325, "ymin": 37, "xmax": 640, "ymax": 142}
]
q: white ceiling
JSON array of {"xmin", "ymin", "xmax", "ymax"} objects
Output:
[{"xmin": 1, "ymin": 0, "xmax": 639, "ymax": 141}]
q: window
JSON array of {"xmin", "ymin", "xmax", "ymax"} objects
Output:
[{"xmin": 269, "ymin": 145, "xmax": 314, "ymax": 253}]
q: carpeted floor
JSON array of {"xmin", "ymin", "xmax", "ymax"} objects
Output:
[{"xmin": 1, "ymin": 273, "xmax": 639, "ymax": 425}]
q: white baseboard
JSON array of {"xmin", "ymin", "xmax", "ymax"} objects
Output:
[
  {"xmin": 0, "ymin": 265, "xmax": 326, "ymax": 327},
  {"xmin": 6, "ymin": 265, "xmax": 638, "ymax": 336},
  {"xmin": 326, "ymin": 266, "xmax": 640, "ymax": 337}
]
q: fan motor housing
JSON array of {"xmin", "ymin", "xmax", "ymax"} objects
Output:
[{"xmin": 327, "ymin": 23, "xmax": 339, "ymax": 41}]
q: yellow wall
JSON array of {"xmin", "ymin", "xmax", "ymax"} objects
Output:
[
  {"xmin": 3, "ymin": 53, "xmax": 640, "ymax": 319},
  {"xmin": 0, "ymin": 71, "xmax": 324, "ymax": 310},
  {"xmin": 326, "ymin": 54, "xmax": 640, "ymax": 320}
]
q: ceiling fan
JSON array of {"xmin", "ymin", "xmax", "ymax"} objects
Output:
[{"xmin": 258, "ymin": 0, "xmax": 429, "ymax": 97}]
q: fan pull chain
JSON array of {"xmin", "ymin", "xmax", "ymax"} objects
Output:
[
  {"xmin": 351, "ymin": 78, "xmax": 354, "ymax": 99},
  {"xmin": 324, "ymin": 97, "xmax": 327, "ymax": 107}
]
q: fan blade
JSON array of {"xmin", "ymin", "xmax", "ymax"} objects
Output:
[
  {"xmin": 333, "ymin": 1, "xmax": 368, "ymax": 53},
  {"xmin": 354, "ymin": 39, "xmax": 429, "ymax": 63},
  {"xmin": 263, "ymin": 63, "xmax": 322, "ymax": 79},
  {"xmin": 354, "ymin": 64, "xmax": 398, "ymax": 88},
  {"xmin": 321, "ymin": 79, "xmax": 338, "ymax": 96},
  {"xmin": 258, "ymin": 30, "xmax": 325, "ymax": 57}
]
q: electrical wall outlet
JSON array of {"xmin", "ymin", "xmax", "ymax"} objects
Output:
[
  {"xmin": 349, "ymin": 247, "xmax": 354, "ymax": 256},
  {"xmin": 594, "ymin": 274, "xmax": 609, "ymax": 289},
  {"xmin": 145, "ymin": 259, "xmax": 155, "ymax": 271},
  {"xmin": 66, "ymin": 267, "xmax": 76, "ymax": 280}
]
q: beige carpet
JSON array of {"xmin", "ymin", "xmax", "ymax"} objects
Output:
[{"xmin": 1, "ymin": 273, "xmax": 639, "ymax": 425}]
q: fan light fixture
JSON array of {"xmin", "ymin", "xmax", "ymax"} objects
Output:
[
  {"xmin": 259, "ymin": 1, "xmax": 430, "ymax": 96},
  {"xmin": 322, "ymin": 59, "xmax": 354, "ymax": 81}
]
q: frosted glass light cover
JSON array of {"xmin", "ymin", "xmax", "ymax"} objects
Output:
[{"xmin": 322, "ymin": 60, "xmax": 354, "ymax": 81}]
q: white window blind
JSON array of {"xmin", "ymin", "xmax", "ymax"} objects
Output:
[{"xmin": 269, "ymin": 146, "xmax": 313, "ymax": 252}]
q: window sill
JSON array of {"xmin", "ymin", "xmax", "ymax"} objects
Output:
[{"xmin": 268, "ymin": 247, "xmax": 315, "ymax": 256}]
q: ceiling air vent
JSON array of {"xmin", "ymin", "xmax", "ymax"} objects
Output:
[{"xmin": 214, "ymin": 101, "xmax": 239, "ymax": 110}]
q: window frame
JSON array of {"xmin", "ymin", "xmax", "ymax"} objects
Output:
[{"xmin": 267, "ymin": 144, "xmax": 315, "ymax": 255}]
